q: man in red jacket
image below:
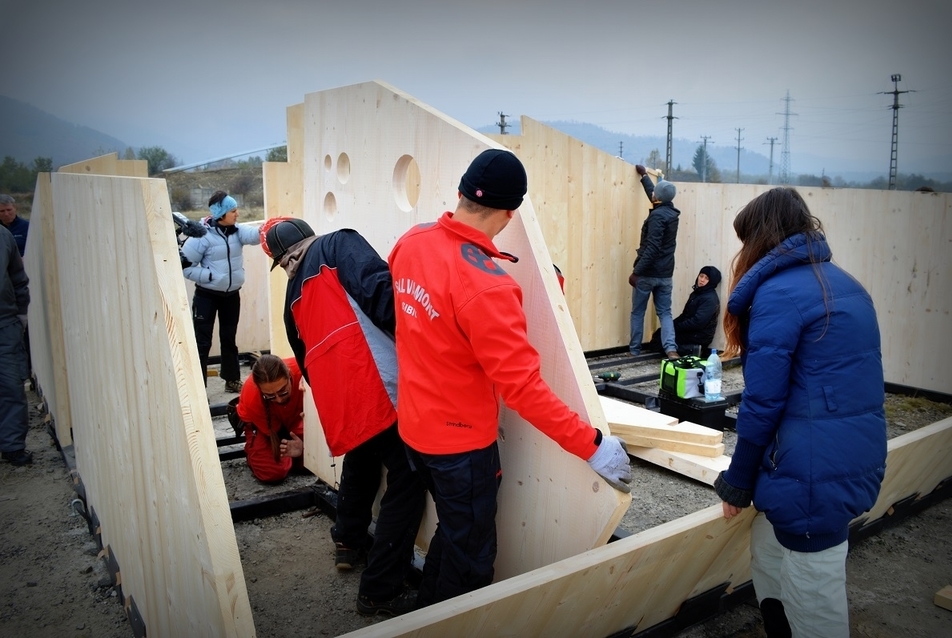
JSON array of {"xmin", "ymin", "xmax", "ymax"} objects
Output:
[
  {"xmin": 261, "ymin": 217, "xmax": 426, "ymax": 617},
  {"xmin": 389, "ymin": 148, "xmax": 632, "ymax": 608}
]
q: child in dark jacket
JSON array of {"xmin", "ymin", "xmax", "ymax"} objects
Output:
[{"xmin": 649, "ymin": 265, "xmax": 721, "ymax": 356}]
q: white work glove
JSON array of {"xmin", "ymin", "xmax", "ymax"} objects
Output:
[{"xmin": 587, "ymin": 435, "xmax": 632, "ymax": 493}]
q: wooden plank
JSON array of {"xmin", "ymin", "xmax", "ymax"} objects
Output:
[
  {"xmin": 628, "ymin": 446, "xmax": 732, "ymax": 485},
  {"xmin": 49, "ymin": 172, "xmax": 253, "ymax": 636},
  {"xmin": 342, "ymin": 412, "xmax": 952, "ymax": 638},
  {"xmin": 24, "ymin": 172, "xmax": 73, "ymax": 445},
  {"xmin": 600, "ymin": 396, "xmax": 723, "ymax": 444},
  {"xmin": 934, "ymin": 585, "xmax": 952, "ymax": 611},
  {"xmin": 615, "ymin": 432, "xmax": 724, "ymax": 458},
  {"xmin": 289, "ymin": 80, "xmax": 629, "ymax": 580}
]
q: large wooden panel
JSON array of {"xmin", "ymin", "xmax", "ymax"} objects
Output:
[
  {"xmin": 24, "ymin": 173, "xmax": 72, "ymax": 445},
  {"xmin": 491, "ymin": 118, "xmax": 648, "ymax": 351},
  {"xmin": 343, "ymin": 417, "xmax": 952, "ymax": 638},
  {"xmin": 493, "ymin": 121, "xmax": 950, "ymax": 393},
  {"xmin": 278, "ymin": 80, "xmax": 630, "ymax": 580},
  {"xmin": 58, "ymin": 152, "xmax": 147, "ymax": 177},
  {"xmin": 49, "ymin": 172, "xmax": 253, "ymax": 637}
]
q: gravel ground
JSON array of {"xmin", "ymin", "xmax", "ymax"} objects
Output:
[{"xmin": 2, "ymin": 356, "xmax": 951, "ymax": 637}]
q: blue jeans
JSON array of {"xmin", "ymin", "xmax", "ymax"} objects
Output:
[
  {"xmin": 0, "ymin": 319, "xmax": 29, "ymax": 453},
  {"xmin": 629, "ymin": 276, "xmax": 675, "ymax": 354}
]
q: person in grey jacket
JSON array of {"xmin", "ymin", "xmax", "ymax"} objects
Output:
[
  {"xmin": 0, "ymin": 225, "xmax": 31, "ymax": 466},
  {"xmin": 629, "ymin": 165, "xmax": 680, "ymax": 358},
  {"xmin": 181, "ymin": 191, "xmax": 260, "ymax": 391}
]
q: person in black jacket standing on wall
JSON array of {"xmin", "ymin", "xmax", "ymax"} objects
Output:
[
  {"xmin": 649, "ymin": 265, "xmax": 721, "ymax": 356},
  {"xmin": 629, "ymin": 165, "xmax": 680, "ymax": 358}
]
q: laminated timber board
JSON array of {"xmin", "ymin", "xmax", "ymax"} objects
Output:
[
  {"xmin": 491, "ymin": 121, "xmax": 951, "ymax": 394},
  {"xmin": 48, "ymin": 172, "xmax": 253, "ymax": 637},
  {"xmin": 58, "ymin": 152, "xmax": 148, "ymax": 177},
  {"xmin": 343, "ymin": 416, "xmax": 952, "ymax": 638},
  {"xmin": 263, "ymin": 80, "xmax": 631, "ymax": 581},
  {"xmin": 24, "ymin": 172, "xmax": 73, "ymax": 445},
  {"xmin": 490, "ymin": 118, "xmax": 650, "ymax": 352}
]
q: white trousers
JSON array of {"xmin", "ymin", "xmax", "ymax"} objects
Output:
[{"xmin": 750, "ymin": 512, "xmax": 850, "ymax": 638}]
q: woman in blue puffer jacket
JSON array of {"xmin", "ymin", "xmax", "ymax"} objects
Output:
[
  {"xmin": 714, "ymin": 187, "xmax": 886, "ymax": 638},
  {"xmin": 182, "ymin": 190, "xmax": 260, "ymax": 391}
]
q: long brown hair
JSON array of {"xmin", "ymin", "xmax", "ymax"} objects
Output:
[
  {"xmin": 251, "ymin": 354, "xmax": 292, "ymax": 462},
  {"xmin": 723, "ymin": 187, "xmax": 826, "ymax": 357}
]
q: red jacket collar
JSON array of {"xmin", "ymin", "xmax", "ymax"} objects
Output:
[{"xmin": 437, "ymin": 212, "xmax": 518, "ymax": 263}]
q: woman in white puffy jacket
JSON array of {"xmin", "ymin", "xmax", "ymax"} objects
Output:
[{"xmin": 182, "ymin": 190, "xmax": 260, "ymax": 392}]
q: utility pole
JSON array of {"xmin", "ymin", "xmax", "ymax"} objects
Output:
[
  {"xmin": 663, "ymin": 100, "xmax": 677, "ymax": 176},
  {"xmin": 778, "ymin": 91, "xmax": 796, "ymax": 185},
  {"xmin": 496, "ymin": 111, "xmax": 511, "ymax": 135},
  {"xmin": 699, "ymin": 135, "xmax": 713, "ymax": 183},
  {"xmin": 764, "ymin": 137, "xmax": 778, "ymax": 184},
  {"xmin": 618, "ymin": 141, "xmax": 623, "ymax": 159},
  {"xmin": 734, "ymin": 128, "xmax": 744, "ymax": 183},
  {"xmin": 880, "ymin": 74, "xmax": 912, "ymax": 190}
]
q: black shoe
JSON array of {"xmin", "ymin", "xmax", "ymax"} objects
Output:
[
  {"xmin": 335, "ymin": 542, "xmax": 366, "ymax": 571},
  {"xmin": 2, "ymin": 449, "xmax": 33, "ymax": 466},
  {"xmin": 224, "ymin": 379, "xmax": 243, "ymax": 393},
  {"xmin": 356, "ymin": 587, "xmax": 417, "ymax": 617}
]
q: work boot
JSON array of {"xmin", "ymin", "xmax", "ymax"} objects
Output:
[
  {"xmin": 356, "ymin": 586, "xmax": 417, "ymax": 617},
  {"xmin": 2, "ymin": 449, "xmax": 33, "ymax": 466},
  {"xmin": 335, "ymin": 542, "xmax": 367, "ymax": 571},
  {"xmin": 760, "ymin": 598, "xmax": 792, "ymax": 638},
  {"xmin": 224, "ymin": 379, "xmax": 243, "ymax": 393}
]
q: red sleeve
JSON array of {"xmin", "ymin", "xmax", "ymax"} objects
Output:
[{"xmin": 457, "ymin": 282, "xmax": 598, "ymax": 460}]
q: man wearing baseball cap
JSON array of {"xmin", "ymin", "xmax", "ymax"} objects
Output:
[
  {"xmin": 260, "ymin": 218, "xmax": 426, "ymax": 617},
  {"xmin": 388, "ymin": 149, "xmax": 632, "ymax": 608}
]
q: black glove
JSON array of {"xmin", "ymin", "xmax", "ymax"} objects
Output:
[
  {"xmin": 635, "ymin": 165, "xmax": 647, "ymax": 176},
  {"xmin": 179, "ymin": 249, "xmax": 193, "ymax": 269}
]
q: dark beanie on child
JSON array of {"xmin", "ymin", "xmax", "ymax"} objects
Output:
[{"xmin": 458, "ymin": 149, "xmax": 528, "ymax": 210}]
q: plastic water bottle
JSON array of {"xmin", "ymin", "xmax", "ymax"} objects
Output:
[{"xmin": 704, "ymin": 349, "xmax": 724, "ymax": 402}]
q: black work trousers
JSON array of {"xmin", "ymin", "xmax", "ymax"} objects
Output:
[
  {"xmin": 332, "ymin": 424, "xmax": 427, "ymax": 602},
  {"xmin": 192, "ymin": 287, "xmax": 241, "ymax": 385},
  {"xmin": 407, "ymin": 441, "xmax": 501, "ymax": 608}
]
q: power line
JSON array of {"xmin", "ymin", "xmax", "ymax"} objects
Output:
[
  {"xmin": 879, "ymin": 75, "xmax": 913, "ymax": 190},
  {"xmin": 699, "ymin": 135, "xmax": 713, "ymax": 183},
  {"xmin": 764, "ymin": 137, "xmax": 779, "ymax": 185},
  {"xmin": 496, "ymin": 111, "xmax": 511, "ymax": 135},
  {"xmin": 662, "ymin": 100, "xmax": 677, "ymax": 176},
  {"xmin": 778, "ymin": 91, "xmax": 797, "ymax": 184},
  {"xmin": 734, "ymin": 128, "xmax": 744, "ymax": 183}
]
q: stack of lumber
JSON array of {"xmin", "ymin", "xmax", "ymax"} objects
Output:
[{"xmin": 599, "ymin": 396, "xmax": 731, "ymax": 485}]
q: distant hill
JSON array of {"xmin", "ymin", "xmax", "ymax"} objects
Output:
[{"xmin": 0, "ymin": 95, "xmax": 130, "ymax": 168}]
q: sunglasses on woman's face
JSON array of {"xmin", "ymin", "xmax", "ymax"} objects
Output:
[{"xmin": 261, "ymin": 380, "xmax": 291, "ymax": 402}]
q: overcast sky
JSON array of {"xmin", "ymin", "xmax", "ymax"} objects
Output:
[{"xmin": 3, "ymin": 0, "xmax": 950, "ymax": 175}]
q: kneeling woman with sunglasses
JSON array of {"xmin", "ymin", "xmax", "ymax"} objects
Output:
[{"xmin": 236, "ymin": 354, "xmax": 306, "ymax": 483}]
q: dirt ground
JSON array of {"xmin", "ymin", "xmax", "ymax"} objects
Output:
[{"xmin": 2, "ymin": 360, "xmax": 952, "ymax": 637}]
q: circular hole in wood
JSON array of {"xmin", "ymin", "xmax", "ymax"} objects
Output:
[{"xmin": 392, "ymin": 155, "xmax": 421, "ymax": 212}]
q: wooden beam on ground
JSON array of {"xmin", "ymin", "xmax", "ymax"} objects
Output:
[
  {"xmin": 629, "ymin": 446, "xmax": 732, "ymax": 485},
  {"xmin": 935, "ymin": 585, "xmax": 952, "ymax": 611},
  {"xmin": 600, "ymin": 396, "xmax": 724, "ymax": 456}
]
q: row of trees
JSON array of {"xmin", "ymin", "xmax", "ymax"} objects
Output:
[{"xmin": 0, "ymin": 156, "xmax": 53, "ymax": 193}]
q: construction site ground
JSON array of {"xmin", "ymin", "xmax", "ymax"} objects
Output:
[{"xmin": 2, "ymin": 358, "xmax": 951, "ymax": 637}]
